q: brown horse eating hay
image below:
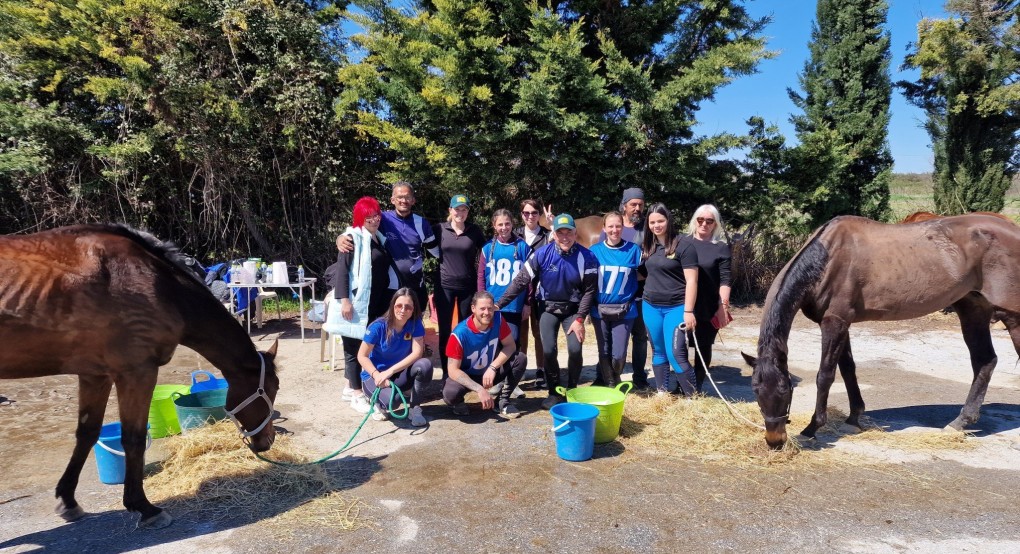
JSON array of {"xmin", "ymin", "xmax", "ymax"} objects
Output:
[
  {"xmin": 742, "ymin": 214, "xmax": 1020, "ymax": 449},
  {"xmin": 0, "ymin": 225, "xmax": 280, "ymax": 529}
]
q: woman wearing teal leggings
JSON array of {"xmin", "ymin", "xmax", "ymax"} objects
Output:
[{"xmin": 638, "ymin": 203, "xmax": 699, "ymax": 395}]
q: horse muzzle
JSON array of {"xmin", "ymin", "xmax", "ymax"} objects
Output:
[
  {"xmin": 764, "ymin": 428, "xmax": 788, "ymax": 450},
  {"xmin": 247, "ymin": 428, "xmax": 276, "ymax": 453}
]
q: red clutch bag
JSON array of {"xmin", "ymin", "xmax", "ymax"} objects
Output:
[{"xmin": 711, "ymin": 311, "xmax": 733, "ymax": 330}]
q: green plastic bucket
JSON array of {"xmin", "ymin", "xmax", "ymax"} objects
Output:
[
  {"xmin": 148, "ymin": 384, "xmax": 191, "ymax": 438},
  {"xmin": 555, "ymin": 382, "xmax": 633, "ymax": 443},
  {"xmin": 173, "ymin": 389, "xmax": 228, "ymax": 433}
]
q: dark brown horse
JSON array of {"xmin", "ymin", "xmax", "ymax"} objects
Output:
[
  {"xmin": 0, "ymin": 225, "xmax": 280, "ymax": 528},
  {"xmin": 743, "ymin": 215, "xmax": 1020, "ymax": 448}
]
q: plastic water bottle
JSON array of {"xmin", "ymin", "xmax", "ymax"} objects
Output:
[
  {"xmin": 266, "ymin": 264, "xmax": 273, "ymax": 284},
  {"xmin": 297, "ymin": 265, "xmax": 305, "ymax": 283},
  {"xmin": 230, "ymin": 262, "xmax": 241, "ymax": 284}
]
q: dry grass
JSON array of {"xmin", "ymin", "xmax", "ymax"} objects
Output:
[
  {"xmin": 619, "ymin": 394, "xmax": 973, "ymax": 468},
  {"xmin": 144, "ymin": 421, "xmax": 368, "ymax": 530}
]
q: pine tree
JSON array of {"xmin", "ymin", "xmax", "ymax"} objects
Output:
[
  {"xmin": 900, "ymin": 0, "xmax": 1020, "ymax": 214},
  {"xmin": 339, "ymin": 0, "xmax": 770, "ymax": 215},
  {"xmin": 789, "ymin": 0, "xmax": 893, "ymax": 223}
]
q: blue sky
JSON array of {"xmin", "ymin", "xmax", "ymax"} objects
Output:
[{"xmin": 695, "ymin": 1, "xmax": 946, "ymax": 174}]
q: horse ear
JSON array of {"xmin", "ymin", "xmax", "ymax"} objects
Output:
[
  {"xmin": 264, "ymin": 339, "xmax": 279, "ymax": 359},
  {"xmin": 740, "ymin": 351, "xmax": 757, "ymax": 368}
]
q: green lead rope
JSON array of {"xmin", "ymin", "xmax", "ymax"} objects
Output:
[{"xmin": 255, "ymin": 385, "xmax": 409, "ymax": 466}]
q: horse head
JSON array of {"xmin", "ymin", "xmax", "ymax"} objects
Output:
[
  {"xmin": 225, "ymin": 340, "xmax": 280, "ymax": 452},
  {"xmin": 742, "ymin": 351, "xmax": 792, "ymax": 449}
]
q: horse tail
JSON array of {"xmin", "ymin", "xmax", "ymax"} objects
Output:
[{"xmin": 757, "ymin": 218, "xmax": 836, "ymax": 363}]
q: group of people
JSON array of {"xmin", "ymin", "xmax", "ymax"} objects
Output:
[{"xmin": 327, "ymin": 182, "xmax": 732, "ymax": 426}]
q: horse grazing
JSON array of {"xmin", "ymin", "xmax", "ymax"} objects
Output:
[
  {"xmin": 0, "ymin": 225, "xmax": 280, "ymax": 528},
  {"xmin": 742, "ymin": 215, "xmax": 1020, "ymax": 449}
]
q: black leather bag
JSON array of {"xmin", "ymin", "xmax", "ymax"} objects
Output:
[{"xmin": 598, "ymin": 301, "xmax": 631, "ymax": 322}]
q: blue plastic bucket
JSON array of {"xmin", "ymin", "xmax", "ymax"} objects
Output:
[
  {"xmin": 550, "ymin": 402, "xmax": 599, "ymax": 462},
  {"xmin": 189, "ymin": 370, "xmax": 228, "ymax": 393},
  {"xmin": 93, "ymin": 422, "xmax": 151, "ymax": 485}
]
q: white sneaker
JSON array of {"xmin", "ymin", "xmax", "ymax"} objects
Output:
[
  {"xmin": 371, "ymin": 409, "xmax": 388, "ymax": 421},
  {"xmin": 350, "ymin": 394, "xmax": 371, "ymax": 414},
  {"xmin": 409, "ymin": 406, "xmax": 427, "ymax": 427},
  {"xmin": 341, "ymin": 386, "xmax": 358, "ymax": 402}
]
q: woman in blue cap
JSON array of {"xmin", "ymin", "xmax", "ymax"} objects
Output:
[
  {"xmin": 433, "ymin": 194, "xmax": 486, "ymax": 378},
  {"xmin": 496, "ymin": 213, "xmax": 599, "ymax": 408}
]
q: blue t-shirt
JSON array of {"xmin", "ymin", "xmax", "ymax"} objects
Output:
[
  {"xmin": 589, "ymin": 240, "xmax": 641, "ymax": 320},
  {"xmin": 481, "ymin": 237, "xmax": 531, "ymax": 313},
  {"xmin": 361, "ymin": 317, "xmax": 426, "ymax": 379}
]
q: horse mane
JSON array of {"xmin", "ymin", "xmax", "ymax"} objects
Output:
[
  {"xmin": 757, "ymin": 219, "xmax": 834, "ymax": 371},
  {"xmin": 57, "ymin": 224, "xmax": 207, "ymax": 288}
]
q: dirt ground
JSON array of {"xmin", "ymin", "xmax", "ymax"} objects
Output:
[{"xmin": 3, "ymin": 307, "xmax": 1020, "ymax": 553}]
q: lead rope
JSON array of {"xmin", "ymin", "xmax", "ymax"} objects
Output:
[
  {"xmin": 255, "ymin": 385, "xmax": 408, "ymax": 466},
  {"xmin": 686, "ymin": 323, "xmax": 766, "ymax": 431}
]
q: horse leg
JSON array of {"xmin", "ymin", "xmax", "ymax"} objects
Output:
[
  {"xmin": 114, "ymin": 369, "xmax": 172, "ymax": 529},
  {"xmin": 947, "ymin": 295, "xmax": 997, "ymax": 431},
  {"xmin": 801, "ymin": 316, "xmax": 849, "ymax": 438},
  {"xmin": 838, "ymin": 339, "xmax": 866, "ymax": 428},
  {"xmin": 54, "ymin": 374, "xmax": 113, "ymax": 521}
]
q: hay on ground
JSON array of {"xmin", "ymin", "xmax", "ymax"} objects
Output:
[
  {"xmin": 144, "ymin": 421, "xmax": 367, "ymax": 530},
  {"xmin": 620, "ymin": 394, "xmax": 973, "ymax": 467}
]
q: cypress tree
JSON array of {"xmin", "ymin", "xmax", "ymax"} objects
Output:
[
  {"xmin": 789, "ymin": 0, "xmax": 893, "ymax": 223},
  {"xmin": 900, "ymin": 1, "xmax": 1020, "ymax": 215}
]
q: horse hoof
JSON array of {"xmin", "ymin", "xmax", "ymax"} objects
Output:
[
  {"xmin": 136, "ymin": 510, "xmax": 173, "ymax": 530},
  {"xmin": 56, "ymin": 503, "xmax": 86, "ymax": 522}
]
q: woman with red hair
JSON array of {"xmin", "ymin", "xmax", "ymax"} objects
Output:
[{"xmin": 328, "ymin": 196, "xmax": 401, "ymax": 415}]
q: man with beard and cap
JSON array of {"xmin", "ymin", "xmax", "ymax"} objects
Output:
[{"xmin": 596, "ymin": 187, "xmax": 650, "ymax": 389}]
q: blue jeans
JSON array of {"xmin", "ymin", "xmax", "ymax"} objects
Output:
[{"xmin": 642, "ymin": 301, "xmax": 694, "ymax": 375}]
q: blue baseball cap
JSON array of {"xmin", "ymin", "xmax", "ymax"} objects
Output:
[
  {"xmin": 450, "ymin": 194, "xmax": 469, "ymax": 208},
  {"xmin": 552, "ymin": 214, "xmax": 575, "ymax": 230}
]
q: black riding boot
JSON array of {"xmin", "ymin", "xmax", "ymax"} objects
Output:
[
  {"xmin": 652, "ymin": 363, "xmax": 671, "ymax": 393},
  {"xmin": 675, "ymin": 369, "xmax": 697, "ymax": 397},
  {"xmin": 611, "ymin": 359, "xmax": 625, "ymax": 389},
  {"xmin": 597, "ymin": 356, "xmax": 617, "ymax": 388}
]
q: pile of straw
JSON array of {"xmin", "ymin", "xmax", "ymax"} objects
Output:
[
  {"xmin": 144, "ymin": 421, "xmax": 367, "ymax": 530},
  {"xmin": 619, "ymin": 394, "xmax": 972, "ymax": 467},
  {"xmin": 620, "ymin": 394, "xmax": 802, "ymax": 466}
]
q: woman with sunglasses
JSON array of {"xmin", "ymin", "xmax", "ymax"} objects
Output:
[
  {"xmin": 686, "ymin": 204, "xmax": 732, "ymax": 392},
  {"xmin": 513, "ymin": 199, "xmax": 550, "ymax": 388},
  {"xmin": 639, "ymin": 203, "xmax": 699, "ymax": 395},
  {"xmin": 357, "ymin": 288, "xmax": 433, "ymax": 426},
  {"xmin": 330, "ymin": 196, "xmax": 401, "ymax": 414}
]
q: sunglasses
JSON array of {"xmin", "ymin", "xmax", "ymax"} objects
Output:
[
  {"xmin": 394, "ymin": 303, "xmax": 414, "ymax": 311},
  {"xmin": 696, "ymin": 217, "xmax": 715, "ymax": 225},
  {"xmin": 522, "ymin": 210, "xmax": 539, "ymax": 216}
]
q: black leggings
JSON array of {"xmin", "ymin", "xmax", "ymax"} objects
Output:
[
  {"xmin": 688, "ymin": 322, "xmax": 720, "ymax": 391},
  {"xmin": 434, "ymin": 285, "xmax": 475, "ymax": 376},
  {"xmin": 442, "ymin": 351, "xmax": 528, "ymax": 405}
]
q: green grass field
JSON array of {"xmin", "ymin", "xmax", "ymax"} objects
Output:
[{"xmin": 888, "ymin": 173, "xmax": 1020, "ymax": 222}]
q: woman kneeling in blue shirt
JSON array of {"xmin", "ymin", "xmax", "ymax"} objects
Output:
[{"xmin": 357, "ymin": 287, "xmax": 434, "ymax": 426}]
